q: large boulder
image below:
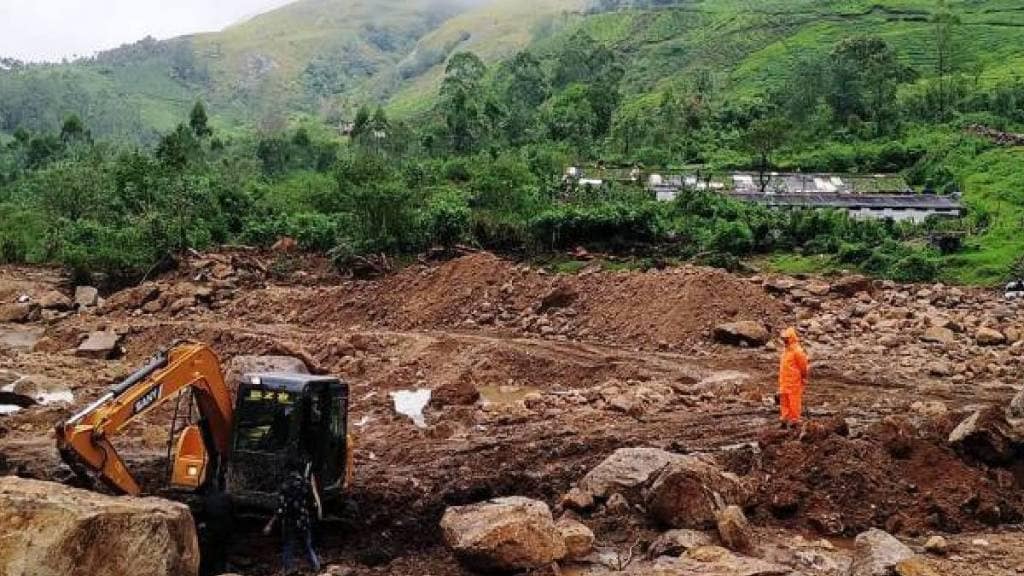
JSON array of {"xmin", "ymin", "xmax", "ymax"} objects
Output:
[
  {"xmin": 0, "ymin": 303, "xmax": 40, "ymax": 323},
  {"xmin": 76, "ymin": 331, "xmax": 124, "ymax": 359},
  {"xmin": 74, "ymin": 286, "xmax": 99, "ymax": 308},
  {"xmin": 646, "ymin": 456, "xmax": 749, "ymax": 529},
  {"xmin": 440, "ymin": 496, "xmax": 566, "ymax": 572},
  {"xmin": 948, "ymin": 406, "xmax": 1022, "ymax": 465},
  {"xmin": 920, "ymin": 327, "xmax": 955, "ymax": 345},
  {"xmin": 975, "ymin": 327, "xmax": 1007, "ymax": 346},
  {"xmin": 578, "ymin": 447, "xmax": 686, "ymax": 500},
  {"xmin": 713, "ymin": 322, "xmax": 771, "ymax": 347},
  {"xmin": 831, "ymin": 275, "xmax": 873, "ymax": 297},
  {"xmin": 848, "ymin": 529, "xmax": 913, "ymax": 576},
  {"xmin": 0, "ymin": 477, "xmax": 198, "ymax": 576}
]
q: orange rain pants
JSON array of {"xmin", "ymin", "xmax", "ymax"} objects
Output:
[{"xmin": 779, "ymin": 327, "xmax": 809, "ymax": 424}]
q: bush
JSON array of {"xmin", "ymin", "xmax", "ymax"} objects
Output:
[
  {"xmin": 56, "ymin": 219, "xmax": 169, "ymax": 286},
  {"xmin": 426, "ymin": 190, "xmax": 472, "ymax": 249},
  {"xmin": 708, "ymin": 220, "xmax": 754, "ymax": 255},
  {"xmin": 289, "ymin": 212, "xmax": 338, "ymax": 251},
  {"xmin": 838, "ymin": 242, "xmax": 872, "ymax": 264},
  {"xmin": 530, "ymin": 201, "xmax": 664, "ymax": 249},
  {"xmin": 890, "ymin": 252, "xmax": 939, "ymax": 283}
]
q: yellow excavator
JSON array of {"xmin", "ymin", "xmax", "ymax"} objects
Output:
[{"xmin": 56, "ymin": 342, "xmax": 353, "ymax": 508}]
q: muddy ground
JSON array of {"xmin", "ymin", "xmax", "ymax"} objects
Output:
[{"xmin": 2, "ymin": 250, "xmax": 1024, "ymax": 575}]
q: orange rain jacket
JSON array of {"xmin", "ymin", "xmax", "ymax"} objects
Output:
[{"xmin": 778, "ymin": 327, "xmax": 809, "ymax": 393}]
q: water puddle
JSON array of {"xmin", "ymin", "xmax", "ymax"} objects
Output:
[
  {"xmin": 0, "ymin": 405, "xmax": 21, "ymax": 415},
  {"xmin": 477, "ymin": 385, "xmax": 539, "ymax": 406},
  {"xmin": 389, "ymin": 389, "xmax": 431, "ymax": 428}
]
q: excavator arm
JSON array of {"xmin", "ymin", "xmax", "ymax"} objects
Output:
[{"xmin": 56, "ymin": 342, "xmax": 235, "ymax": 496}]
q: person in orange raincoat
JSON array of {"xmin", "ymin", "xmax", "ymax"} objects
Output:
[{"xmin": 778, "ymin": 327, "xmax": 809, "ymax": 428}]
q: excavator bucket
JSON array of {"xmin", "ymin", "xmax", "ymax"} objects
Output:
[{"xmin": 170, "ymin": 424, "xmax": 209, "ymax": 490}]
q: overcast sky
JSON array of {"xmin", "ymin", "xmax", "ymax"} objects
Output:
[{"xmin": 0, "ymin": 0, "xmax": 297, "ymax": 62}]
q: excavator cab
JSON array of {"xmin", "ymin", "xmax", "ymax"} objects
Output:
[{"xmin": 225, "ymin": 373, "xmax": 350, "ymax": 508}]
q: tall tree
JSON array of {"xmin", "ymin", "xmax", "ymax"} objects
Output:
[
  {"xmin": 441, "ymin": 52, "xmax": 487, "ymax": 153},
  {"xmin": 745, "ymin": 116, "xmax": 790, "ymax": 193},
  {"xmin": 189, "ymin": 101, "xmax": 212, "ymax": 138},
  {"xmin": 60, "ymin": 115, "xmax": 88, "ymax": 144},
  {"xmin": 502, "ymin": 51, "xmax": 549, "ymax": 144},
  {"xmin": 932, "ymin": 0, "xmax": 962, "ymax": 119},
  {"xmin": 827, "ymin": 36, "xmax": 911, "ymax": 135}
]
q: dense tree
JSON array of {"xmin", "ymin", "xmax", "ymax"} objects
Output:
[
  {"xmin": 500, "ymin": 51, "xmax": 549, "ymax": 144},
  {"xmin": 931, "ymin": 0, "xmax": 963, "ymax": 119},
  {"xmin": 441, "ymin": 52, "xmax": 488, "ymax": 153},
  {"xmin": 827, "ymin": 36, "xmax": 911, "ymax": 135},
  {"xmin": 60, "ymin": 115, "xmax": 88, "ymax": 144},
  {"xmin": 189, "ymin": 101, "xmax": 212, "ymax": 138}
]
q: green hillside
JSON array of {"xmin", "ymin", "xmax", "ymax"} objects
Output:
[
  {"xmin": 1, "ymin": 0, "xmax": 1023, "ymax": 286},
  {"xmin": 0, "ymin": 0, "xmax": 472, "ymax": 141},
  {"xmin": 4, "ymin": 0, "xmax": 1022, "ymax": 137}
]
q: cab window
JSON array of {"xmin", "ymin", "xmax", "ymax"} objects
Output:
[{"xmin": 234, "ymin": 388, "xmax": 296, "ymax": 451}]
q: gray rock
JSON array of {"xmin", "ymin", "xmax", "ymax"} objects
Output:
[
  {"xmin": 74, "ymin": 286, "xmax": 99, "ymax": 308},
  {"xmin": 578, "ymin": 447, "xmax": 686, "ymax": 500},
  {"xmin": 648, "ymin": 529, "xmax": 713, "ymax": 558},
  {"xmin": 948, "ymin": 406, "xmax": 1021, "ymax": 466},
  {"xmin": 848, "ymin": 529, "xmax": 913, "ymax": 576},
  {"xmin": 1009, "ymin": 389, "xmax": 1024, "ymax": 420},
  {"xmin": 76, "ymin": 331, "xmax": 123, "ymax": 360},
  {"xmin": 713, "ymin": 321, "xmax": 771, "ymax": 347}
]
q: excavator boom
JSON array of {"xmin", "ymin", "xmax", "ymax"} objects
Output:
[{"xmin": 56, "ymin": 342, "xmax": 234, "ymax": 495}]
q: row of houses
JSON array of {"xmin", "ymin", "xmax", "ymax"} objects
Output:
[{"xmin": 566, "ymin": 167, "xmax": 963, "ymax": 223}]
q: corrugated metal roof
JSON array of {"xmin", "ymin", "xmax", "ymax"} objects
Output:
[{"xmin": 729, "ymin": 193, "xmax": 962, "ymax": 210}]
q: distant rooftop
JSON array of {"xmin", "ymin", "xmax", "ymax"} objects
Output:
[
  {"xmin": 729, "ymin": 172, "xmax": 912, "ymax": 195},
  {"xmin": 730, "ymin": 192, "xmax": 962, "ymax": 211}
]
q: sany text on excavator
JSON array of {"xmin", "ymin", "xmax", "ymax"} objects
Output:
[{"xmin": 56, "ymin": 342, "xmax": 354, "ymax": 508}]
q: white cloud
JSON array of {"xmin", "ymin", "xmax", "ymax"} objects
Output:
[{"xmin": 0, "ymin": 0, "xmax": 296, "ymax": 62}]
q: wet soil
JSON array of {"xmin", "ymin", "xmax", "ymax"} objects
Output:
[{"xmin": 1, "ymin": 252, "xmax": 1023, "ymax": 575}]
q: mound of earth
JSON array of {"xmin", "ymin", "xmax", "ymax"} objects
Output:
[
  {"xmin": 223, "ymin": 252, "xmax": 784, "ymax": 347},
  {"xmin": 750, "ymin": 416, "xmax": 1024, "ymax": 536}
]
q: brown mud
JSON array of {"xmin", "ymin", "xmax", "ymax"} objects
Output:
[{"xmin": 2, "ymin": 250, "xmax": 1023, "ymax": 575}]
